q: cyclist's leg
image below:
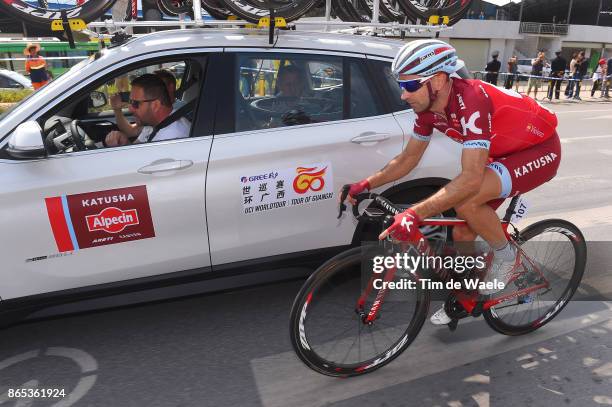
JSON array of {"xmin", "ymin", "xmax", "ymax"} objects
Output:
[{"xmin": 455, "ymin": 133, "xmax": 561, "ymax": 244}]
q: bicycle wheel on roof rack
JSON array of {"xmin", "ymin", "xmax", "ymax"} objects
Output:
[
  {"xmin": 397, "ymin": 0, "xmax": 471, "ymax": 25},
  {"xmin": 0, "ymin": 0, "xmax": 117, "ymax": 27},
  {"xmin": 332, "ymin": 0, "xmax": 364, "ymax": 22},
  {"xmin": 201, "ymin": 0, "xmax": 233, "ymax": 19},
  {"xmin": 218, "ymin": 0, "xmax": 319, "ymax": 23},
  {"xmin": 157, "ymin": 0, "xmax": 193, "ymax": 16}
]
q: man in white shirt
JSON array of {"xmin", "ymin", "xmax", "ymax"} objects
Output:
[{"xmin": 105, "ymin": 73, "xmax": 189, "ymax": 147}]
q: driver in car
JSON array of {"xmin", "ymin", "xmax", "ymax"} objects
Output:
[
  {"xmin": 109, "ymin": 69, "xmax": 178, "ymax": 142},
  {"xmin": 276, "ymin": 65, "xmax": 305, "ymax": 98},
  {"xmin": 105, "ymin": 74, "xmax": 189, "ymax": 146},
  {"xmin": 274, "ymin": 65, "xmax": 313, "ymax": 126}
]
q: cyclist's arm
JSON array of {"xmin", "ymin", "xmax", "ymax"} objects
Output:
[
  {"xmin": 410, "ymin": 148, "xmax": 489, "ymax": 219},
  {"xmin": 366, "ymin": 136, "xmax": 429, "ymax": 189}
]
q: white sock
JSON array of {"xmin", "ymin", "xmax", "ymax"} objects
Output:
[{"xmin": 494, "ymin": 242, "xmax": 516, "ymax": 262}]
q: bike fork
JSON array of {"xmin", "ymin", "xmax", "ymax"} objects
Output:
[{"xmin": 356, "ymin": 266, "xmax": 398, "ymax": 324}]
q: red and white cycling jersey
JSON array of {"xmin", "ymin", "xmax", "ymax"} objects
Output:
[{"xmin": 413, "ymin": 79, "xmax": 558, "ymax": 158}]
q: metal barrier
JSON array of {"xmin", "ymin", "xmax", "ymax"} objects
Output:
[
  {"xmin": 471, "ymin": 71, "xmax": 612, "ymax": 100},
  {"xmin": 519, "ymin": 22, "xmax": 569, "ymax": 36}
]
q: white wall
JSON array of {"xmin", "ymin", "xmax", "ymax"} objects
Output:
[
  {"xmin": 565, "ymin": 25, "xmax": 612, "ymax": 45},
  {"xmin": 446, "ymin": 20, "xmax": 523, "ymax": 40}
]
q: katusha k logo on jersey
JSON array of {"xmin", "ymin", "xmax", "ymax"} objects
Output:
[
  {"xmin": 86, "ymin": 207, "xmax": 140, "ymax": 234},
  {"xmin": 45, "ymin": 186, "xmax": 155, "ymax": 252}
]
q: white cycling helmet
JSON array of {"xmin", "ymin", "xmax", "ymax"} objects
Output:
[{"xmin": 392, "ymin": 39, "xmax": 459, "ymax": 79}]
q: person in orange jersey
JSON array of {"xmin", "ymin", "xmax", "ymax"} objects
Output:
[{"xmin": 24, "ymin": 43, "xmax": 49, "ymax": 90}]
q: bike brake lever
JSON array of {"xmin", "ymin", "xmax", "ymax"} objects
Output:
[{"xmin": 338, "ymin": 184, "xmax": 350, "ymax": 219}]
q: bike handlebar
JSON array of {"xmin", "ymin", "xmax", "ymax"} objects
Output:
[{"xmin": 338, "ymin": 184, "xmax": 402, "ymax": 222}]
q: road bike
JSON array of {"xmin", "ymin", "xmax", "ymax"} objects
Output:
[{"xmin": 289, "ymin": 186, "xmax": 586, "ymax": 377}]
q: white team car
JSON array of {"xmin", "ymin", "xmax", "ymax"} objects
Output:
[
  {"xmin": 0, "ymin": 68, "xmax": 32, "ymax": 90},
  {"xmin": 0, "ymin": 29, "xmax": 463, "ymax": 324}
]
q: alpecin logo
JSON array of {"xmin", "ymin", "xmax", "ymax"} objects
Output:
[{"xmin": 86, "ymin": 207, "xmax": 140, "ymax": 234}]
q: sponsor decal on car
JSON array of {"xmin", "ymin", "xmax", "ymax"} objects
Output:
[
  {"xmin": 45, "ymin": 186, "xmax": 155, "ymax": 252},
  {"xmin": 241, "ymin": 163, "xmax": 334, "ymax": 214},
  {"xmin": 293, "ymin": 166, "xmax": 327, "ymax": 194}
]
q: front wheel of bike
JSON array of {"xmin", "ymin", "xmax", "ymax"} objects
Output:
[
  {"xmin": 289, "ymin": 246, "xmax": 430, "ymax": 377},
  {"xmin": 0, "ymin": 0, "xmax": 117, "ymax": 27},
  {"xmin": 483, "ymin": 219, "xmax": 586, "ymax": 336}
]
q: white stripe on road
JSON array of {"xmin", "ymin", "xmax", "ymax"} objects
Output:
[
  {"xmin": 251, "ymin": 305, "xmax": 612, "ymax": 407},
  {"xmin": 555, "ymin": 109, "xmax": 612, "ymax": 114},
  {"xmin": 560, "ymin": 134, "xmax": 612, "ymax": 144},
  {"xmin": 581, "ymin": 115, "xmax": 612, "ymax": 120},
  {"xmin": 519, "ymin": 204, "xmax": 612, "ymax": 233}
]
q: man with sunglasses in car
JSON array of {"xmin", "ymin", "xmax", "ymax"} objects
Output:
[
  {"xmin": 105, "ymin": 73, "xmax": 189, "ymax": 146},
  {"xmin": 345, "ymin": 40, "xmax": 561, "ymax": 326}
]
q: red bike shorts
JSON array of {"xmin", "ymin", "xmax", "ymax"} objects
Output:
[{"xmin": 486, "ymin": 132, "xmax": 561, "ymax": 209}]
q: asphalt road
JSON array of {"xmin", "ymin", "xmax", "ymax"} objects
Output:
[{"xmin": 1, "ymin": 101, "xmax": 612, "ymax": 407}]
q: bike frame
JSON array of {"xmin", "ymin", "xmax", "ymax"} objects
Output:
[{"xmin": 357, "ymin": 196, "xmax": 549, "ymax": 324}]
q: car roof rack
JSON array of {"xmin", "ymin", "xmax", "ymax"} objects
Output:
[
  {"xmin": 83, "ymin": 0, "xmax": 450, "ymax": 45},
  {"xmin": 86, "ymin": 18, "xmax": 451, "ymax": 46}
]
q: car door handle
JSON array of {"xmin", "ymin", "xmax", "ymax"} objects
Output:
[
  {"xmin": 351, "ymin": 132, "xmax": 391, "ymax": 144},
  {"xmin": 137, "ymin": 159, "xmax": 193, "ymax": 174}
]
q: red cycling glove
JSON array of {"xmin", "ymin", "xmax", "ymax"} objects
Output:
[
  {"xmin": 380, "ymin": 208, "xmax": 422, "ymax": 242},
  {"xmin": 349, "ymin": 179, "xmax": 370, "ymax": 198}
]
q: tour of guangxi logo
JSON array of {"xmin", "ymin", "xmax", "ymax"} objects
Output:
[
  {"xmin": 293, "ymin": 166, "xmax": 327, "ymax": 194},
  {"xmin": 86, "ymin": 207, "xmax": 140, "ymax": 234}
]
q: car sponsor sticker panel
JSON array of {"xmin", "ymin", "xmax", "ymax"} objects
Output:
[
  {"xmin": 45, "ymin": 186, "xmax": 155, "ymax": 252},
  {"xmin": 240, "ymin": 163, "xmax": 334, "ymax": 214}
]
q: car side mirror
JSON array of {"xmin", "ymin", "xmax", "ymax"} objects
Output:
[
  {"xmin": 89, "ymin": 90, "xmax": 107, "ymax": 109},
  {"xmin": 6, "ymin": 121, "xmax": 47, "ymax": 159}
]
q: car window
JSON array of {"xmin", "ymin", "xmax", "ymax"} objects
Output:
[
  {"xmin": 40, "ymin": 58, "xmax": 202, "ymax": 155},
  {"xmin": 235, "ymin": 53, "xmax": 344, "ymax": 132},
  {"xmin": 367, "ymin": 59, "xmax": 408, "ymax": 113},
  {"xmin": 348, "ymin": 60, "xmax": 383, "ymax": 119},
  {"xmin": 0, "ymin": 75, "xmax": 22, "ymax": 89}
]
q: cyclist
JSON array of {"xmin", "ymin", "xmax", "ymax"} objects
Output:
[{"xmin": 345, "ymin": 39, "xmax": 561, "ymax": 326}]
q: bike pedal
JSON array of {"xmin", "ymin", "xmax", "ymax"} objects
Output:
[{"xmin": 447, "ymin": 319, "xmax": 459, "ymax": 332}]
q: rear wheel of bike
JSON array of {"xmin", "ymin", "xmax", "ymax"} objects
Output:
[
  {"xmin": 201, "ymin": 0, "xmax": 233, "ymax": 19},
  {"xmin": 483, "ymin": 219, "xmax": 586, "ymax": 336},
  {"xmin": 157, "ymin": 0, "xmax": 193, "ymax": 16},
  {"xmin": 289, "ymin": 246, "xmax": 430, "ymax": 377},
  {"xmin": 219, "ymin": 0, "xmax": 319, "ymax": 23},
  {"xmin": 397, "ymin": 0, "xmax": 471, "ymax": 25},
  {"xmin": 0, "ymin": 0, "xmax": 117, "ymax": 27}
]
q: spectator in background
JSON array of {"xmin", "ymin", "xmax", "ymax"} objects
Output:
[
  {"xmin": 479, "ymin": 11, "xmax": 485, "ymax": 20},
  {"xmin": 23, "ymin": 43, "xmax": 49, "ymax": 90},
  {"xmin": 548, "ymin": 50, "xmax": 567, "ymax": 100},
  {"xmin": 572, "ymin": 51, "xmax": 587, "ymax": 100},
  {"xmin": 485, "ymin": 51, "xmax": 501, "ymax": 85},
  {"xmin": 527, "ymin": 51, "xmax": 546, "ymax": 100},
  {"xmin": 604, "ymin": 56, "xmax": 612, "ymax": 98},
  {"xmin": 591, "ymin": 58, "xmax": 606, "ymax": 97},
  {"xmin": 504, "ymin": 55, "xmax": 518, "ymax": 90},
  {"xmin": 565, "ymin": 52, "xmax": 579, "ymax": 98}
]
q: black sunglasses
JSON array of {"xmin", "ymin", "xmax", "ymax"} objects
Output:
[{"xmin": 129, "ymin": 98, "xmax": 157, "ymax": 109}]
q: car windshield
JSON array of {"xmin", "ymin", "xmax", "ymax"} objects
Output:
[{"xmin": 0, "ymin": 55, "xmax": 94, "ymax": 121}]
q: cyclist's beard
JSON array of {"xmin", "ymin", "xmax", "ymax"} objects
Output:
[{"xmin": 424, "ymin": 81, "xmax": 437, "ymax": 112}]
